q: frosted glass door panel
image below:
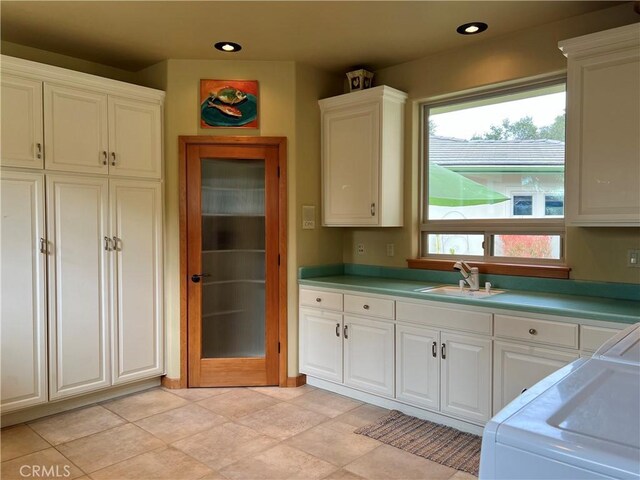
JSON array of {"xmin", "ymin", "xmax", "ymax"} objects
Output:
[{"xmin": 201, "ymin": 159, "xmax": 266, "ymax": 358}]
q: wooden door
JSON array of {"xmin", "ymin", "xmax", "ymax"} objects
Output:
[
  {"xmin": 0, "ymin": 74, "xmax": 44, "ymax": 169},
  {"xmin": 47, "ymin": 175, "xmax": 110, "ymax": 399},
  {"xmin": 108, "ymin": 97, "xmax": 162, "ymax": 179},
  {"xmin": 44, "ymin": 83, "xmax": 109, "ymax": 175},
  {"xmin": 396, "ymin": 324, "xmax": 440, "ymax": 411},
  {"xmin": 343, "ymin": 315, "xmax": 394, "ymax": 397},
  {"xmin": 110, "ymin": 179, "xmax": 164, "ymax": 384},
  {"xmin": 0, "ymin": 172, "xmax": 48, "ymax": 412},
  {"xmin": 299, "ymin": 308, "xmax": 343, "ymax": 383},
  {"xmin": 440, "ymin": 331, "xmax": 492, "ymax": 423},
  {"xmin": 186, "ymin": 142, "xmax": 281, "ymax": 387}
]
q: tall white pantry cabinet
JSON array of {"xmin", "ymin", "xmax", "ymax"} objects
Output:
[{"xmin": 0, "ymin": 55, "xmax": 165, "ymax": 413}]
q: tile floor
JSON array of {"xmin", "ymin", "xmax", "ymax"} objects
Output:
[{"xmin": 1, "ymin": 385, "xmax": 478, "ymax": 480}]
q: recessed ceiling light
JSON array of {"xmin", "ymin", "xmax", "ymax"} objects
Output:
[
  {"xmin": 214, "ymin": 42, "xmax": 242, "ymax": 52},
  {"xmin": 456, "ymin": 22, "xmax": 488, "ymax": 35}
]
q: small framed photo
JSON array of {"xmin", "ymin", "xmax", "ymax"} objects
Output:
[{"xmin": 200, "ymin": 79, "xmax": 259, "ymax": 128}]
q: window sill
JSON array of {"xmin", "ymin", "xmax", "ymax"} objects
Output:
[{"xmin": 407, "ymin": 259, "xmax": 571, "ymax": 279}]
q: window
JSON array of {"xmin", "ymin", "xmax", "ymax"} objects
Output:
[{"xmin": 421, "ymin": 79, "xmax": 566, "ymax": 263}]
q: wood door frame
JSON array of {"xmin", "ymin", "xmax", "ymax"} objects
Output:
[{"xmin": 178, "ymin": 136, "xmax": 288, "ymax": 388}]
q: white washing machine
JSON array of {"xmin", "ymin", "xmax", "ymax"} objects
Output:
[{"xmin": 480, "ymin": 323, "xmax": 640, "ymax": 480}]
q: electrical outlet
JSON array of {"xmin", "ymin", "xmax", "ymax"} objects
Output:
[
  {"xmin": 386, "ymin": 243, "xmax": 395, "ymax": 257},
  {"xmin": 357, "ymin": 243, "xmax": 365, "ymax": 255},
  {"xmin": 628, "ymin": 249, "xmax": 640, "ymax": 267}
]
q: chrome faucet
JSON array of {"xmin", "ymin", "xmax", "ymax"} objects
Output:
[{"xmin": 453, "ymin": 261, "xmax": 479, "ymax": 291}]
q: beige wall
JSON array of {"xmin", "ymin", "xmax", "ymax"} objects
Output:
[{"xmin": 343, "ymin": 3, "xmax": 640, "ymax": 284}]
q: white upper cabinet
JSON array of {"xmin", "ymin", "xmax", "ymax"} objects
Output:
[
  {"xmin": 560, "ymin": 24, "xmax": 640, "ymax": 226},
  {"xmin": 0, "ymin": 74, "xmax": 44, "ymax": 169},
  {"xmin": 320, "ymin": 86, "xmax": 407, "ymax": 226},
  {"xmin": 108, "ymin": 97, "xmax": 162, "ymax": 179},
  {"xmin": 44, "ymin": 84, "xmax": 109, "ymax": 175}
]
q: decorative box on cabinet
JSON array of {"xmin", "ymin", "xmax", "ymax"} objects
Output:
[
  {"xmin": 559, "ymin": 24, "xmax": 640, "ymax": 226},
  {"xmin": 319, "ymin": 86, "xmax": 407, "ymax": 226}
]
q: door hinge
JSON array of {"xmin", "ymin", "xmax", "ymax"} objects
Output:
[
  {"xmin": 278, "ymin": 254, "xmax": 280, "ymax": 266},
  {"xmin": 278, "ymin": 342, "xmax": 281, "ymax": 353},
  {"xmin": 277, "ymin": 166, "xmax": 280, "ymax": 178}
]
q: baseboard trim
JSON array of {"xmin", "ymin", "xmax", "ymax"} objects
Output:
[
  {"xmin": 286, "ymin": 374, "xmax": 307, "ymax": 387},
  {"xmin": 161, "ymin": 376, "xmax": 183, "ymax": 389},
  {"xmin": 1, "ymin": 378, "xmax": 161, "ymax": 427}
]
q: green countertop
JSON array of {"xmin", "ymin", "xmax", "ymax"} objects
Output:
[{"xmin": 299, "ymin": 275, "xmax": 640, "ymax": 325}]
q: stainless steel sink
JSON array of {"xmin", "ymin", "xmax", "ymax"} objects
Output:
[{"xmin": 415, "ymin": 285, "xmax": 505, "ymax": 298}]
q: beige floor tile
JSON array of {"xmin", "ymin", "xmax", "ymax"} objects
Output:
[
  {"xmin": 236, "ymin": 402, "xmax": 329, "ymax": 441},
  {"xmin": 0, "ymin": 447, "xmax": 83, "ymax": 480},
  {"xmin": 134, "ymin": 403, "xmax": 227, "ymax": 443},
  {"xmin": 344, "ymin": 445, "xmax": 457, "ymax": 480},
  {"xmin": 249, "ymin": 384, "xmax": 315, "ymax": 401},
  {"xmin": 101, "ymin": 388, "xmax": 189, "ymax": 421},
  {"xmin": 289, "ymin": 389, "xmax": 362, "ymax": 418},
  {"xmin": 172, "ymin": 422, "xmax": 277, "ymax": 471},
  {"xmin": 196, "ymin": 388, "xmax": 278, "ymax": 419},
  {"xmin": 1, "ymin": 424, "xmax": 50, "ymax": 461},
  {"xmin": 322, "ymin": 469, "xmax": 367, "ymax": 480},
  {"xmin": 56, "ymin": 423, "xmax": 164, "ymax": 473},
  {"xmin": 221, "ymin": 444, "xmax": 337, "ymax": 480},
  {"xmin": 162, "ymin": 387, "xmax": 233, "ymax": 401},
  {"xmin": 28, "ymin": 405, "xmax": 125, "ymax": 445},
  {"xmin": 90, "ymin": 446, "xmax": 214, "ymax": 480},
  {"xmin": 449, "ymin": 471, "xmax": 478, "ymax": 480},
  {"xmin": 285, "ymin": 422, "xmax": 380, "ymax": 467},
  {"xmin": 330, "ymin": 404, "xmax": 390, "ymax": 429}
]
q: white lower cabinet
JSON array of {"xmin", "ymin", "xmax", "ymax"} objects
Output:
[
  {"xmin": 299, "ymin": 308, "xmax": 343, "ymax": 383},
  {"xmin": 493, "ymin": 340, "xmax": 578, "ymax": 414},
  {"xmin": 396, "ymin": 324, "xmax": 439, "ymax": 410},
  {"xmin": 0, "ymin": 172, "xmax": 47, "ymax": 412},
  {"xmin": 344, "ymin": 315, "xmax": 394, "ymax": 397}
]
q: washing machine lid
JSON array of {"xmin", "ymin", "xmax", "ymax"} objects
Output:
[
  {"xmin": 496, "ymin": 358, "xmax": 640, "ymax": 478},
  {"xmin": 593, "ymin": 322, "xmax": 640, "ymax": 366}
]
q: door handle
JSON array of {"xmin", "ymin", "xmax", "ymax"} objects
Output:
[
  {"xmin": 432, "ymin": 341, "xmax": 437, "ymax": 358},
  {"xmin": 110, "ymin": 152, "xmax": 116, "ymax": 166},
  {"xmin": 335, "ymin": 323, "xmax": 340, "ymax": 337},
  {"xmin": 370, "ymin": 203, "xmax": 376, "ymax": 216},
  {"xmin": 441, "ymin": 343, "xmax": 446, "ymax": 359},
  {"xmin": 104, "ymin": 236, "xmax": 112, "ymax": 251},
  {"xmin": 112, "ymin": 236, "xmax": 121, "ymax": 251},
  {"xmin": 191, "ymin": 273, "xmax": 211, "ymax": 283},
  {"xmin": 343, "ymin": 324, "xmax": 349, "ymax": 339},
  {"xmin": 39, "ymin": 237, "xmax": 47, "ymax": 254},
  {"xmin": 36, "ymin": 143, "xmax": 42, "ymax": 159},
  {"xmin": 102, "ymin": 151, "xmax": 108, "ymax": 165}
]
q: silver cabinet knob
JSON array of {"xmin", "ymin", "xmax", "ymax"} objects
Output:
[
  {"xmin": 528, "ymin": 328, "xmax": 537, "ymax": 335},
  {"xmin": 315, "ymin": 297, "xmax": 322, "ymax": 303},
  {"xmin": 363, "ymin": 304, "xmax": 370, "ymax": 310}
]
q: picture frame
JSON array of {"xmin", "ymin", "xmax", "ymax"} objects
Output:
[{"xmin": 200, "ymin": 79, "xmax": 259, "ymax": 129}]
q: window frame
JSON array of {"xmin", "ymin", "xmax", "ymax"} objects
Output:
[{"xmin": 419, "ymin": 75, "xmax": 567, "ymax": 266}]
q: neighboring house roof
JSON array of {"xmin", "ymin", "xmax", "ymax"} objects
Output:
[{"xmin": 429, "ymin": 136, "xmax": 564, "ymax": 167}]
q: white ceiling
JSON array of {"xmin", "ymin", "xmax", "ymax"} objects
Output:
[{"xmin": 0, "ymin": 1, "xmax": 626, "ymax": 73}]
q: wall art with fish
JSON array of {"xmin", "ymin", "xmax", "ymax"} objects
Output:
[{"xmin": 200, "ymin": 79, "xmax": 259, "ymax": 128}]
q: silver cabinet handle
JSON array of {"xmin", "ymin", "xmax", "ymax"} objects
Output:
[
  {"xmin": 363, "ymin": 304, "xmax": 370, "ymax": 310},
  {"xmin": 528, "ymin": 328, "xmax": 537, "ymax": 335},
  {"xmin": 102, "ymin": 151, "xmax": 108, "ymax": 165},
  {"xmin": 110, "ymin": 152, "xmax": 116, "ymax": 166},
  {"xmin": 370, "ymin": 203, "xmax": 376, "ymax": 216},
  {"xmin": 343, "ymin": 324, "xmax": 349, "ymax": 339},
  {"xmin": 39, "ymin": 237, "xmax": 47, "ymax": 254},
  {"xmin": 104, "ymin": 236, "xmax": 112, "ymax": 251},
  {"xmin": 315, "ymin": 297, "xmax": 322, "ymax": 303},
  {"xmin": 112, "ymin": 236, "xmax": 121, "ymax": 251},
  {"xmin": 521, "ymin": 387, "xmax": 528, "ymax": 394},
  {"xmin": 36, "ymin": 143, "xmax": 42, "ymax": 159},
  {"xmin": 432, "ymin": 341, "xmax": 437, "ymax": 358},
  {"xmin": 335, "ymin": 323, "xmax": 340, "ymax": 337},
  {"xmin": 441, "ymin": 343, "xmax": 446, "ymax": 359}
]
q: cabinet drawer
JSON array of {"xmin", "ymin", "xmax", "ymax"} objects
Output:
[
  {"xmin": 396, "ymin": 301, "xmax": 492, "ymax": 335},
  {"xmin": 494, "ymin": 315, "xmax": 578, "ymax": 349},
  {"xmin": 581, "ymin": 325, "xmax": 622, "ymax": 353},
  {"xmin": 299, "ymin": 288, "xmax": 343, "ymax": 311},
  {"xmin": 344, "ymin": 294, "xmax": 394, "ymax": 319}
]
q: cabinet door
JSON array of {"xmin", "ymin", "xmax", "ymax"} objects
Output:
[
  {"xmin": 108, "ymin": 97, "xmax": 162, "ymax": 179},
  {"xmin": 396, "ymin": 324, "xmax": 439, "ymax": 410},
  {"xmin": 0, "ymin": 172, "xmax": 47, "ymax": 412},
  {"xmin": 440, "ymin": 331, "xmax": 491, "ymax": 423},
  {"xmin": 322, "ymin": 102, "xmax": 379, "ymax": 226},
  {"xmin": 493, "ymin": 340, "xmax": 578, "ymax": 414},
  {"xmin": 344, "ymin": 315, "xmax": 394, "ymax": 397},
  {"xmin": 47, "ymin": 175, "xmax": 110, "ymax": 399},
  {"xmin": 44, "ymin": 84, "xmax": 109, "ymax": 175},
  {"xmin": 1, "ymin": 74, "xmax": 43, "ymax": 169},
  {"xmin": 110, "ymin": 180, "xmax": 163, "ymax": 384},
  {"xmin": 566, "ymin": 48, "xmax": 640, "ymax": 225},
  {"xmin": 299, "ymin": 308, "xmax": 343, "ymax": 383}
]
